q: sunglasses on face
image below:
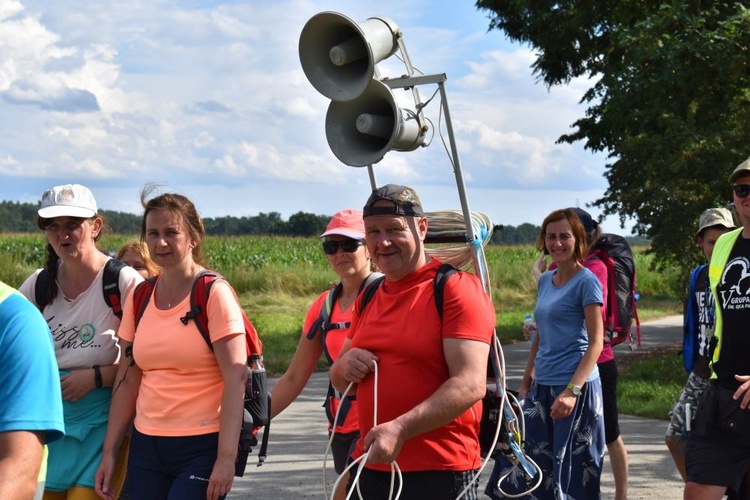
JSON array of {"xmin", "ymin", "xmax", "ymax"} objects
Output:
[
  {"xmin": 733, "ymin": 184, "xmax": 750, "ymax": 198},
  {"xmin": 322, "ymin": 238, "xmax": 365, "ymax": 255}
]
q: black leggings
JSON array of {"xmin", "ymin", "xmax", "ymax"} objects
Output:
[{"xmin": 128, "ymin": 429, "xmax": 225, "ymax": 500}]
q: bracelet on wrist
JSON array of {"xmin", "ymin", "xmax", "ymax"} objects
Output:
[{"xmin": 93, "ymin": 365, "xmax": 102, "ymax": 389}]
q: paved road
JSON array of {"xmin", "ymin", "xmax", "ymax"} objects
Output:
[{"xmin": 229, "ymin": 315, "xmax": 686, "ymax": 499}]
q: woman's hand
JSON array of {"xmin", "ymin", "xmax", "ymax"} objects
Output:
[
  {"xmin": 522, "ymin": 322, "xmax": 537, "ymax": 341},
  {"xmin": 60, "ymin": 368, "xmax": 96, "ymax": 401},
  {"xmin": 550, "ymin": 391, "xmax": 577, "ymax": 419},
  {"xmin": 94, "ymin": 452, "xmax": 117, "ymax": 500},
  {"xmin": 207, "ymin": 457, "xmax": 235, "ymax": 500},
  {"xmin": 532, "ymin": 252, "xmax": 548, "ymax": 281},
  {"xmin": 518, "ymin": 378, "xmax": 531, "ymax": 400}
]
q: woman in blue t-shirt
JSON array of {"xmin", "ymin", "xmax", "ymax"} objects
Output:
[{"xmin": 489, "ymin": 208, "xmax": 605, "ymax": 500}]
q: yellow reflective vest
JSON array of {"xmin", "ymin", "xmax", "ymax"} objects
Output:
[{"xmin": 708, "ymin": 227, "xmax": 743, "ymax": 374}]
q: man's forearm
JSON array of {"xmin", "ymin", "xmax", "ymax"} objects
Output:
[
  {"xmin": 0, "ymin": 431, "xmax": 44, "ymax": 500},
  {"xmin": 392, "ymin": 375, "xmax": 484, "ymax": 442}
]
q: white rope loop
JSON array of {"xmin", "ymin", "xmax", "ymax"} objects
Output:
[{"xmin": 327, "ymin": 360, "xmax": 403, "ymax": 500}]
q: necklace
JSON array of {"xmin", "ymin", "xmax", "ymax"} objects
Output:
[
  {"xmin": 164, "ymin": 282, "xmax": 187, "ymax": 309},
  {"xmin": 161, "ymin": 265, "xmax": 197, "ymax": 308}
]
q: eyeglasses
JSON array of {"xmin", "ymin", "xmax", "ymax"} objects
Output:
[
  {"xmin": 322, "ymin": 238, "xmax": 365, "ymax": 255},
  {"xmin": 733, "ymin": 184, "xmax": 750, "ymax": 198}
]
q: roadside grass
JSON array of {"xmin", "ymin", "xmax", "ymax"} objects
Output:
[{"xmin": 617, "ymin": 343, "xmax": 686, "ymax": 420}]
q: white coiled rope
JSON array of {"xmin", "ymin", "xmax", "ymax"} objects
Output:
[{"xmin": 325, "ymin": 360, "xmax": 403, "ymax": 500}]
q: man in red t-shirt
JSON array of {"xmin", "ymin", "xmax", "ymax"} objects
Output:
[{"xmin": 329, "ymin": 184, "xmax": 496, "ymax": 500}]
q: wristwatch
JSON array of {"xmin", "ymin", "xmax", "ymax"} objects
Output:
[{"xmin": 566, "ymin": 383, "xmax": 582, "ymax": 397}]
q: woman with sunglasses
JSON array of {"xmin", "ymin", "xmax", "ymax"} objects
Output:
[{"xmin": 270, "ymin": 209, "xmax": 380, "ymax": 498}]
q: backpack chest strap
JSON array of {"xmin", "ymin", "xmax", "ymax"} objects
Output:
[{"xmin": 321, "ymin": 320, "xmax": 350, "ymax": 332}]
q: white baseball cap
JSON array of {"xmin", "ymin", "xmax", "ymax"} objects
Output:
[{"xmin": 38, "ymin": 184, "xmax": 98, "ymax": 219}]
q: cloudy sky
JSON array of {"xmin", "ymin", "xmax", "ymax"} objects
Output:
[{"xmin": 0, "ymin": 0, "xmax": 630, "ymax": 234}]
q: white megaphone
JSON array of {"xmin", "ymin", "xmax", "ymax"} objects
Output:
[
  {"xmin": 325, "ymin": 79, "xmax": 426, "ymax": 167},
  {"xmin": 299, "ymin": 12, "xmax": 399, "ymax": 101}
]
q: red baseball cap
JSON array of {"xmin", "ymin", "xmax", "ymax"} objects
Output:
[{"xmin": 320, "ymin": 209, "xmax": 366, "ymax": 239}]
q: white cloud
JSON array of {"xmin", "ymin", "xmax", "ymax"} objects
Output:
[{"xmin": 0, "ymin": 0, "xmax": 625, "ymax": 232}]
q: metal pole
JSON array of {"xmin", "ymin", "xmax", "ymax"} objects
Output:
[
  {"xmin": 436, "ymin": 81, "xmax": 485, "ymax": 283},
  {"xmin": 380, "ymin": 74, "xmax": 486, "ymax": 286},
  {"xmin": 367, "ymin": 165, "xmax": 378, "ymax": 190}
]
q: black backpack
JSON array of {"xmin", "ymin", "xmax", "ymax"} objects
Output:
[
  {"xmin": 590, "ymin": 233, "xmax": 640, "ymax": 347},
  {"xmin": 35, "ymin": 258, "xmax": 126, "ymax": 318}
]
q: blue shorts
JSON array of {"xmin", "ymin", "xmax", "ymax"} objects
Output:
[{"xmin": 128, "ymin": 429, "xmax": 225, "ymax": 500}]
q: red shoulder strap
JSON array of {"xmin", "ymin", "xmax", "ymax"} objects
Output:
[
  {"xmin": 185, "ymin": 270, "xmax": 262, "ymax": 357},
  {"xmin": 133, "ymin": 277, "xmax": 157, "ymax": 329},
  {"xmin": 184, "ymin": 271, "xmax": 216, "ymax": 349}
]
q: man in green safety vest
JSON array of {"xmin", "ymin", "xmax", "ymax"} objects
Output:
[{"xmin": 684, "ymin": 157, "xmax": 750, "ymax": 499}]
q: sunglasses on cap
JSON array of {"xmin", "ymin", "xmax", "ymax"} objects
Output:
[
  {"xmin": 322, "ymin": 238, "xmax": 365, "ymax": 255},
  {"xmin": 733, "ymin": 184, "xmax": 750, "ymax": 198}
]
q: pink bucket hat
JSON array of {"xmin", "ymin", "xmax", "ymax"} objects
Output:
[{"xmin": 320, "ymin": 209, "xmax": 366, "ymax": 239}]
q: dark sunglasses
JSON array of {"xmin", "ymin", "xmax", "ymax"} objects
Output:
[
  {"xmin": 733, "ymin": 184, "xmax": 750, "ymax": 198},
  {"xmin": 322, "ymin": 238, "xmax": 365, "ymax": 255}
]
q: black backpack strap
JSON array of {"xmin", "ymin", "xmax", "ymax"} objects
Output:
[
  {"xmin": 34, "ymin": 268, "xmax": 50, "ymax": 311},
  {"xmin": 310, "ymin": 273, "xmax": 385, "ymax": 364},
  {"xmin": 358, "ymin": 275, "xmax": 386, "ymax": 312},
  {"xmin": 323, "ymin": 381, "xmax": 356, "ymax": 427},
  {"xmin": 257, "ymin": 391, "xmax": 271, "ymax": 466},
  {"xmin": 309, "ymin": 284, "xmax": 343, "ymax": 364},
  {"xmin": 103, "ymin": 259, "xmax": 127, "ymax": 319},
  {"xmin": 433, "ymin": 263, "xmax": 458, "ymax": 319}
]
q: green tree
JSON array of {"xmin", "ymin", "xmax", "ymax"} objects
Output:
[
  {"xmin": 286, "ymin": 212, "xmax": 328, "ymax": 237},
  {"xmin": 476, "ymin": 1, "xmax": 750, "ymax": 271}
]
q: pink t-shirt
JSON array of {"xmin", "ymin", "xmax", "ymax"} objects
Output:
[
  {"xmin": 583, "ymin": 256, "xmax": 614, "ymax": 363},
  {"xmin": 119, "ymin": 278, "xmax": 245, "ymax": 436}
]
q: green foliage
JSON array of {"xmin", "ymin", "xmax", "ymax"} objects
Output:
[
  {"xmin": 618, "ymin": 348, "xmax": 686, "ymax": 419},
  {"xmin": 0, "ymin": 233, "xmax": 683, "ymax": 374},
  {"xmin": 0, "ymin": 233, "xmax": 48, "ymax": 268},
  {"xmin": 0, "ymin": 201, "xmax": 40, "ymax": 232},
  {"xmin": 475, "ymin": 1, "xmax": 750, "ymax": 277},
  {"xmin": 491, "ymin": 223, "xmax": 541, "ymax": 245},
  {"xmin": 0, "ymin": 201, "xmax": 333, "ymax": 238}
]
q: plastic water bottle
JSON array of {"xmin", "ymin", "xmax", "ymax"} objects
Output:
[{"xmin": 524, "ymin": 313, "xmax": 537, "ymax": 342}]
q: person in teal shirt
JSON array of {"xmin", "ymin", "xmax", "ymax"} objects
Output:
[{"xmin": 0, "ymin": 281, "xmax": 65, "ymax": 499}]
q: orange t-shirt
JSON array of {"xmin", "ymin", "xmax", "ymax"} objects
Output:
[
  {"xmin": 348, "ymin": 259, "xmax": 496, "ymax": 472},
  {"xmin": 118, "ymin": 278, "xmax": 245, "ymax": 436},
  {"xmin": 304, "ymin": 290, "xmax": 360, "ymax": 434}
]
